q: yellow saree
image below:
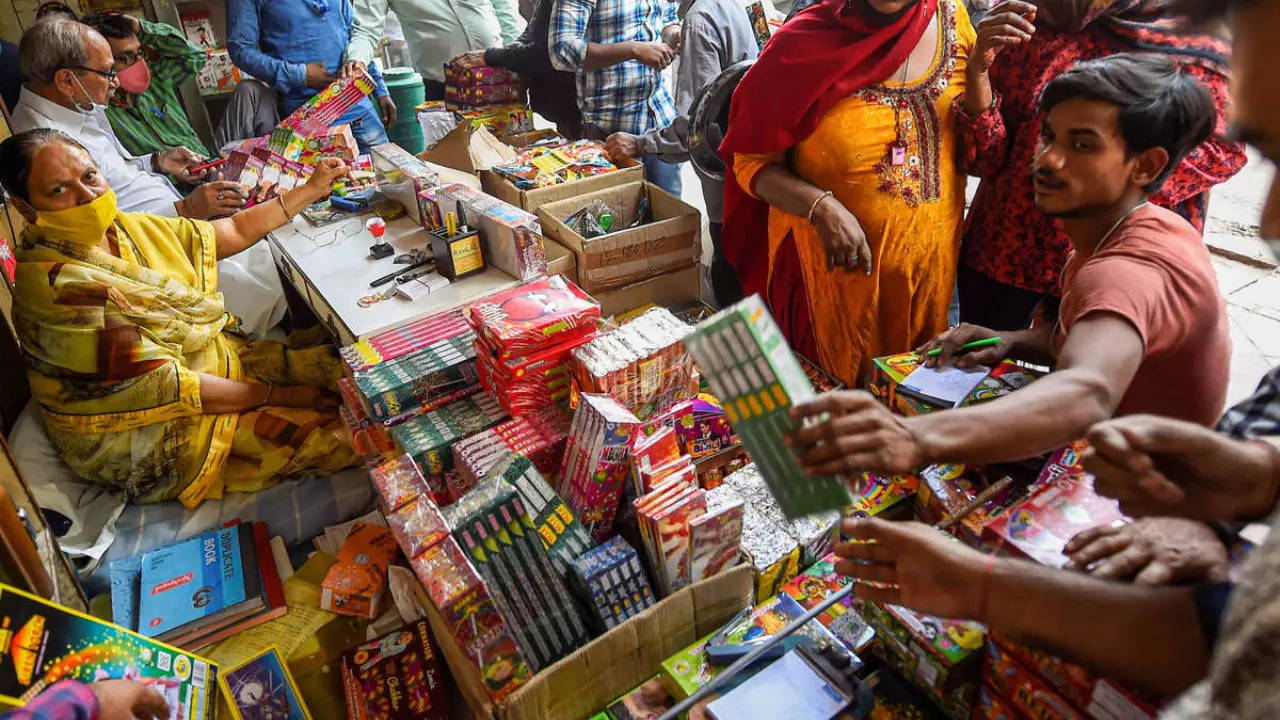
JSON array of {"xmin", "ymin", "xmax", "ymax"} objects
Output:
[{"xmin": 14, "ymin": 212, "xmax": 355, "ymax": 508}]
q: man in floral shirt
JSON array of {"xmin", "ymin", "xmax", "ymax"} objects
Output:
[{"xmin": 953, "ymin": 0, "xmax": 1246, "ymax": 330}]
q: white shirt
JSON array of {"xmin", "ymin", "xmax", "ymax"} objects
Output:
[
  {"xmin": 10, "ymin": 86, "xmax": 288, "ymax": 336},
  {"xmin": 11, "ymin": 87, "xmax": 182, "ymax": 216}
]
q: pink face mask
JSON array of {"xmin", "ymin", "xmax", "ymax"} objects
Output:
[{"xmin": 116, "ymin": 57, "xmax": 150, "ymax": 94}]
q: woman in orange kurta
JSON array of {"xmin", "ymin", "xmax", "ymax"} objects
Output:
[{"xmin": 721, "ymin": 0, "xmax": 974, "ymax": 386}]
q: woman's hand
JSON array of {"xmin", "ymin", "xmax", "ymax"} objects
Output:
[
  {"xmin": 811, "ymin": 195, "xmax": 872, "ymax": 275},
  {"xmin": 273, "ymin": 385, "xmax": 342, "ymax": 411},
  {"xmin": 970, "ymin": 0, "xmax": 1036, "ymax": 75},
  {"xmin": 304, "ymin": 157, "xmax": 350, "ymax": 194}
]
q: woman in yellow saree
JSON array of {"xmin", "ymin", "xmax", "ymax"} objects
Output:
[{"xmin": 4, "ymin": 129, "xmax": 358, "ymax": 509}]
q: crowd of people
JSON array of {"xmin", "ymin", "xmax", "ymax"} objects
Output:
[{"xmin": 4, "ymin": 0, "xmax": 1280, "ymax": 715}]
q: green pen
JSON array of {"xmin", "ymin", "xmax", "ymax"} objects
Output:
[{"xmin": 925, "ymin": 336, "xmax": 1003, "ymax": 357}]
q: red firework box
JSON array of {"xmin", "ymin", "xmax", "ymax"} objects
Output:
[
  {"xmin": 444, "ymin": 63, "xmax": 516, "ymax": 87},
  {"xmin": 983, "ymin": 640, "xmax": 1085, "ymax": 720},
  {"xmin": 644, "ymin": 485, "xmax": 708, "ymax": 595},
  {"xmin": 982, "ymin": 472, "xmax": 1125, "ymax": 569},
  {"xmin": 558, "ymin": 393, "xmax": 641, "ymax": 541},
  {"xmin": 340, "ymin": 619, "xmax": 450, "ymax": 720},
  {"xmin": 687, "ymin": 490, "xmax": 744, "ymax": 585},
  {"xmin": 370, "ymin": 454, "xmax": 431, "ymax": 514},
  {"xmin": 445, "ymin": 82, "xmax": 520, "ymax": 110},
  {"xmin": 338, "ymin": 380, "xmax": 399, "ymax": 469},
  {"xmin": 974, "ymin": 683, "xmax": 1023, "ymax": 720},
  {"xmin": 1033, "ymin": 439, "xmax": 1090, "ymax": 490},
  {"xmin": 387, "ymin": 494, "xmax": 451, "ymax": 559},
  {"xmin": 469, "ymin": 275, "xmax": 600, "ymax": 361},
  {"xmin": 473, "ymin": 330, "xmax": 590, "ymax": 417},
  {"xmin": 412, "ymin": 536, "xmax": 534, "ymax": 701},
  {"xmin": 449, "ymin": 409, "xmax": 570, "ymax": 498},
  {"xmin": 990, "ymin": 633, "xmax": 1158, "ymax": 720},
  {"xmin": 780, "ymin": 553, "xmax": 875, "ymax": 653}
]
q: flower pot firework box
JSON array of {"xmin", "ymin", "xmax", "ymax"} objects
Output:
[
  {"xmin": 537, "ymin": 182, "xmax": 701, "ymax": 293},
  {"xmin": 421, "ymin": 564, "xmax": 754, "ymax": 720},
  {"xmin": 867, "ymin": 353, "xmax": 1039, "ymax": 417}
]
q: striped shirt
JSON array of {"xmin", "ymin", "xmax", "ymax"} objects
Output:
[
  {"xmin": 105, "ymin": 19, "xmax": 210, "ymax": 158},
  {"xmin": 549, "ymin": 0, "xmax": 679, "ymax": 135},
  {"xmin": 1, "ymin": 680, "xmax": 99, "ymax": 720}
]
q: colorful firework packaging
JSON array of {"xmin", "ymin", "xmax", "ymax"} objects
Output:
[
  {"xmin": 635, "ymin": 480, "xmax": 706, "ymax": 596},
  {"xmin": 672, "ymin": 394, "xmax": 739, "ymax": 459},
  {"xmin": 447, "ymin": 475, "xmax": 589, "ymax": 670},
  {"xmin": 684, "ymin": 296, "xmax": 853, "ymax": 518},
  {"xmin": 320, "ymin": 522, "xmax": 398, "ymax": 620},
  {"xmin": 386, "ymin": 495, "xmax": 451, "ymax": 559},
  {"xmin": 629, "ymin": 425, "xmax": 682, "ymax": 494},
  {"xmin": 568, "ymin": 536, "xmax": 655, "ymax": 631},
  {"xmin": 351, "ymin": 329, "xmax": 480, "ymax": 422},
  {"xmin": 339, "ymin": 619, "xmax": 450, "ymax": 720},
  {"xmin": 410, "ymin": 537, "xmax": 532, "ymax": 701},
  {"xmin": 570, "ymin": 307, "xmax": 697, "ymax": 421},
  {"xmin": 370, "ymin": 454, "xmax": 431, "ymax": 514},
  {"xmin": 273, "ymin": 69, "xmax": 376, "ymax": 140},
  {"xmin": 861, "ymin": 600, "xmax": 986, "ymax": 719},
  {"xmin": 687, "ymin": 488, "xmax": 744, "ymax": 585},
  {"xmin": 473, "ymin": 331, "xmax": 589, "ymax": 418},
  {"xmin": 338, "ymin": 382, "xmax": 399, "ymax": 469},
  {"xmin": 491, "ymin": 140, "xmax": 618, "ymax": 190},
  {"xmin": 388, "ymin": 394, "xmax": 508, "ymax": 504},
  {"xmin": 779, "ymin": 553, "xmax": 875, "ymax": 653},
  {"xmin": 982, "ymin": 472, "xmax": 1124, "ymax": 569},
  {"xmin": 449, "ymin": 407, "xmax": 570, "ymax": 498},
  {"xmin": 341, "ymin": 308, "xmax": 471, "ymax": 374},
  {"xmin": 445, "ymin": 82, "xmax": 520, "ymax": 111},
  {"xmin": 478, "ymin": 452, "xmax": 594, "ymax": 578},
  {"xmin": 0, "ymin": 584, "xmax": 218, "ymax": 719},
  {"xmin": 444, "ymin": 64, "xmax": 516, "ymax": 87},
  {"xmin": 557, "ymin": 393, "xmax": 642, "ymax": 542},
  {"xmin": 469, "ymin": 275, "xmax": 600, "ymax": 361}
]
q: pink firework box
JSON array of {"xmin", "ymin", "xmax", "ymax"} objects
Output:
[
  {"xmin": 652, "ymin": 489, "xmax": 708, "ymax": 594},
  {"xmin": 1033, "ymin": 439, "xmax": 1090, "ymax": 490},
  {"xmin": 371, "ymin": 454, "xmax": 431, "ymax": 513},
  {"xmin": 575, "ymin": 397, "xmax": 640, "ymax": 539},
  {"xmin": 278, "ymin": 68, "xmax": 377, "ymax": 135},
  {"xmin": 675, "ymin": 394, "xmax": 739, "ymax": 458},
  {"xmin": 637, "ymin": 484, "xmax": 698, "ymax": 586},
  {"xmin": 412, "ymin": 537, "xmax": 533, "ymax": 701},
  {"xmin": 688, "ymin": 498, "xmax": 744, "ymax": 584},
  {"xmin": 637, "ymin": 455, "xmax": 694, "ymax": 496},
  {"xmin": 983, "ymin": 472, "xmax": 1125, "ymax": 568}
]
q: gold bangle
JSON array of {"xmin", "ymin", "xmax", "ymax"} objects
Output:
[
  {"xmin": 806, "ymin": 190, "xmax": 834, "ymax": 225},
  {"xmin": 277, "ymin": 194, "xmax": 290, "ymax": 219}
]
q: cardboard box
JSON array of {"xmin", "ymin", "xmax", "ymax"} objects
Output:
[
  {"xmin": 321, "ymin": 522, "xmax": 398, "ymax": 619},
  {"xmin": 543, "ymin": 238, "xmax": 577, "ymax": 282},
  {"xmin": 592, "ymin": 265, "xmax": 701, "ymax": 318},
  {"xmin": 538, "ymin": 182, "xmax": 701, "ymax": 293},
  {"xmin": 420, "ymin": 123, "xmax": 518, "ymax": 176},
  {"xmin": 435, "ymin": 183, "xmax": 547, "ymax": 282},
  {"xmin": 421, "ymin": 564, "xmax": 753, "ymax": 720},
  {"xmin": 481, "ymin": 161, "xmax": 644, "ymax": 213}
]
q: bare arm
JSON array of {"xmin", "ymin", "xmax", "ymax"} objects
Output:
[
  {"xmin": 582, "ymin": 42, "xmax": 641, "ymax": 69},
  {"xmin": 210, "ymin": 158, "xmax": 348, "ymax": 260},
  {"xmin": 790, "ymin": 312, "xmax": 1145, "ymax": 475},
  {"xmin": 909, "ymin": 312, "xmax": 1143, "ymax": 466},
  {"xmin": 197, "ymin": 373, "xmax": 341, "ymax": 413},
  {"xmin": 836, "ymin": 518, "xmax": 1207, "ymax": 699}
]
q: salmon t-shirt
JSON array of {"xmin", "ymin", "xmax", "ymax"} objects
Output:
[{"xmin": 1053, "ymin": 204, "xmax": 1230, "ymax": 427}]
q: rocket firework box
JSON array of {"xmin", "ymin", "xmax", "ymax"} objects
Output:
[
  {"xmin": 469, "ymin": 275, "xmax": 600, "ymax": 361},
  {"xmin": 862, "ymin": 601, "xmax": 985, "ymax": 719},
  {"xmin": 342, "ymin": 309, "xmax": 471, "ymax": 374},
  {"xmin": 412, "ymin": 537, "xmax": 532, "ymax": 701},
  {"xmin": 0, "ymin": 584, "xmax": 217, "ymax": 720},
  {"xmin": 273, "ymin": 69, "xmax": 376, "ymax": 141},
  {"xmin": 340, "ymin": 619, "xmax": 450, "ymax": 720},
  {"xmin": 389, "ymin": 394, "xmax": 508, "ymax": 503},
  {"xmin": 351, "ymin": 329, "xmax": 480, "ymax": 421}
]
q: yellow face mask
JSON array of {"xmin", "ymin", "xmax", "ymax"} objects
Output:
[{"xmin": 34, "ymin": 189, "xmax": 119, "ymax": 244}]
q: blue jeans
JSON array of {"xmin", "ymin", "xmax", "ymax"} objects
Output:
[
  {"xmin": 643, "ymin": 155, "xmax": 683, "ymax": 198},
  {"xmin": 347, "ymin": 101, "xmax": 389, "ymax": 153}
]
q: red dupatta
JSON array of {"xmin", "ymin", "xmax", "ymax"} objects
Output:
[{"xmin": 718, "ymin": 0, "xmax": 937, "ymax": 328}]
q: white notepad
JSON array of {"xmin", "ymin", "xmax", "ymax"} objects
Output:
[
  {"xmin": 900, "ymin": 363, "xmax": 991, "ymax": 408},
  {"xmin": 707, "ymin": 650, "xmax": 847, "ymax": 720}
]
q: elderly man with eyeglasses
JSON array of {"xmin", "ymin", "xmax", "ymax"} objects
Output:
[{"xmin": 9, "ymin": 17, "xmax": 288, "ymax": 335}]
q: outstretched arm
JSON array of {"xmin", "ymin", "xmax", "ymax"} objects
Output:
[
  {"xmin": 210, "ymin": 158, "xmax": 347, "ymax": 259},
  {"xmin": 836, "ymin": 518, "xmax": 1209, "ymax": 698}
]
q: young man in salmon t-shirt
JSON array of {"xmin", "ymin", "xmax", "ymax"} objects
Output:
[{"xmin": 785, "ymin": 52, "xmax": 1229, "ymax": 477}]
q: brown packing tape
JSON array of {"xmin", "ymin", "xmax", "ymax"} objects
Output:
[
  {"xmin": 580, "ymin": 233, "xmax": 697, "ymax": 270},
  {"xmin": 425, "ymin": 564, "xmax": 754, "ymax": 720}
]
